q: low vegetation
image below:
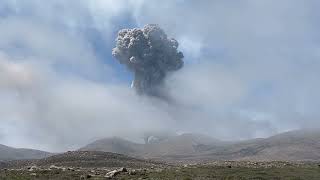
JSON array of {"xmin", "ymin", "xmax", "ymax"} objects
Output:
[{"xmin": 1, "ymin": 161, "xmax": 320, "ymax": 180}]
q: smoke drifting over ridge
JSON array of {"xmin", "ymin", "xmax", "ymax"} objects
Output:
[
  {"xmin": 112, "ymin": 24, "xmax": 184, "ymax": 97},
  {"xmin": 0, "ymin": 0, "xmax": 320, "ymax": 152}
]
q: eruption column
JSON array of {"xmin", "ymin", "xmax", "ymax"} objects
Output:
[{"xmin": 112, "ymin": 24, "xmax": 184, "ymax": 97}]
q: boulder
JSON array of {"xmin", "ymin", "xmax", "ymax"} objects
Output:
[{"xmin": 104, "ymin": 167, "xmax": 127, "ymax": 178}]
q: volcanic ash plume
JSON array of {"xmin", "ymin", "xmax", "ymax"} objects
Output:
[{"xmin": 112, "ymin": 24, "xmax": 184, "ymax": 97}]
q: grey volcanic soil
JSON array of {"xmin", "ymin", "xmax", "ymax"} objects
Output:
[{"xmin": 0, "ymin": 151, "xmax": 165, "ymax": 169}]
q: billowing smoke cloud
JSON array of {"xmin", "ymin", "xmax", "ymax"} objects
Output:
[
  {"xmin": 112, "ymin": 24, "xmax": 184, "ymax": 97},
  {"xmin": 0, "ymin": 54, "xmax": 34, "ymax": 90},
  {"xmin": 1, "ymin": 0, "xmax": 320, "ymax": 152}
]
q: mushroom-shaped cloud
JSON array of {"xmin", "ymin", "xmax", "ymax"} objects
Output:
[{"xmin": 112, "ymin": 24, "xmax": 184, "ymax": 98}]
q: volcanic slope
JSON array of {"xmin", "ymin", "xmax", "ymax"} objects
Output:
[
  {"xmin": 80, "ymin": 130, "xmax": 320, "ymax": 162},
  {"xmin": 0, "ymin": 144, "xmax": 51, "ymax": 161}
]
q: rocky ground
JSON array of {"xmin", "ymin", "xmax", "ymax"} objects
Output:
[
  {"xmin": 0, "ymin": 165, "xmax": 165, "ymax": 179},
  {"xmin": 1, "ymin": 158, "xmax": 320, "ymax": 179},
  {"xmin": 0, "ymin": 151, "xmax": 168, "ymax": 179}
]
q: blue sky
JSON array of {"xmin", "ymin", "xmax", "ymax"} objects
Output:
[{"xmin": 0, "ymin": 0, "xmax": 320, "ymax": 151}]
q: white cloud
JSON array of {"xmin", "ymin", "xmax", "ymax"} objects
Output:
[
  {"xmin": 130, "ymin": 0, "xmax": 320, "ymax": 135},
  {"xmin": 0, "ymin": 51, "xmax": 178, "ymax": 151}
]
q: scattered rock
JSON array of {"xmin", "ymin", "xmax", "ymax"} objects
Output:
[
  {"xmin": 105, "ymin": 170, "xmax": 118, "ymax": 179},
  {"xmin": 129, "ymin": 170, "xmax": 136, "ymax": 175},
  {"xmin": 49, "ymin": 165, "xmax": 59, "ymax": 170},
  {"xmin": 154, "ymin": 168, "xmax": 163, "ymax": 173},
  {"xmin": 28, "ymin": 166, "xmax": 38, "ymax": 172},
  {"xmin": 119, "ymin": 167, "xmax": 127, "ymax": 172},
  {"xmin": 105, "ymin": 167, "xmax": 127, "ymax": 178},
  {"xmin": 49, "ymin": 165, "xmax": 66, "ymax": 171},
  {"xmin": 67, "ymin": 167, "xmax": 75, "ymax": 171}
]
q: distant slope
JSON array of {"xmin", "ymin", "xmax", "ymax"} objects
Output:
[
  {"xmin": 143, "ymin": 133, "xmax": 224, "ymax": 158},
  {"xmin": 0, "ymin": 144, "xmax": 52, "ymax": 161},
  {"xmin": 0, "ymin": 151, "xmax": 164, "ymax": 169},
  {"xmin": 37, "ymin": 151, "xmax": 162, "ymax": 168},
  {"xmin": 79, "ymin": 133, "xmax": 225, "ymax": 159},
  {"xmin": 234, "ymin": 129, "xmax": 320, "ymax": 161},
  {"xmin": 79, "ymin": 130, "xmax": 320, "ymax": 162},
  {"xmin": 180, "ymin": 129, "xmax": 320, "ymax": 162},
  {"xmin": 79, "ymin": 137, "xmax": 143, "ymax": 157}
]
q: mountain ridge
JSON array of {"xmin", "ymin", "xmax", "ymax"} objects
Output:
[
  {"xmin": 79, "ymin": 129, "xmax": 320, "ymax": 162},
  {"xmin": 0, "ymin": 144, "xmax": 52, "ymax": 161},
  {"xmin": 1, "ymin": 129, "xmax": 320, "ymax": 162}
]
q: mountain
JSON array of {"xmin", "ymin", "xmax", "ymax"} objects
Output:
[
  {"xmin": 0, "ymin": 129, "xmax": 319, "ymax": 168},
  {"xmin": 79, "ymin": 137, "xmax": 143, "ymax": 157},
  {"xmin": 165, "ymin": 129, "xmax": 320, "ymax": 162},
  {"xmin": 79, "ymin": 129, "xmax": 320, "ymax": 162},
  {"xmin": 0, "ymin": 151, "xmax": 165, "ymax": 169},
  {"xmin": 0, "ymin": 144, "xmax": 52, "ymax": 161},
  {"xmin": 79, "ymin": 133, "xmax": 225, "ymax": 159},
  {"xmin": 36, "ymin": 151, "xmax": 162, "ymax": 168},
  {"xmin": 233, "ymin": 129, "xmax": 320, "ymax": 161},
  {"xmin": 143, "ymin": 133, "xmax": 223, "ymax": 158}
]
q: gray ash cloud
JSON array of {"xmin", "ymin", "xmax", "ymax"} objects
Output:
[{"xmin": 112, "ymin": 24, "xmax": 184, "ymax": 97}]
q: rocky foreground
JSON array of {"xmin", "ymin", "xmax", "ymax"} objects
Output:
[
  {"xmin": 0, "ymin": 151, "xmax": 168, "ymax": 179},
  {"xmin": 0, "ymin": 151, "xmax": 320, "ymax": 179},
  {"xmin": 1, "ymin": 161, "xmax": 320, "ymax": 179}
]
